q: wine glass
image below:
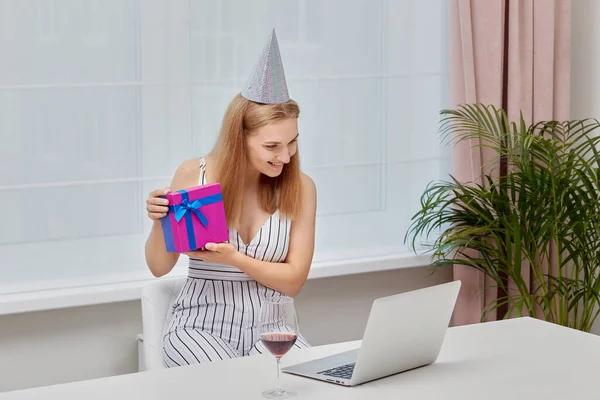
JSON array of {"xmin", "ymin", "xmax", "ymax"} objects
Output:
[{"xmin": 259, "ymin": 296, "xmax": 299, "ymax": 399}]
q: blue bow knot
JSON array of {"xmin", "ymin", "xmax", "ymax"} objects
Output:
[{"xmin": 174, "ymin": 199, "xmax": 209, "ymax": 226}]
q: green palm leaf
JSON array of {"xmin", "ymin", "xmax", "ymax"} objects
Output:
[{"xmin": 406, "ymin": 103, "xmax": 600, "ymax": 332}]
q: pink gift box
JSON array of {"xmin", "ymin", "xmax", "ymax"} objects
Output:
[{"xmin": 160, "ymin": 183, "xmax": 229, "ymax": 253}]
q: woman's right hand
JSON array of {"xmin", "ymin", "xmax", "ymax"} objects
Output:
[{"xmin": 146, "ymin": 188, "xmax": 171, "ymax": 220}]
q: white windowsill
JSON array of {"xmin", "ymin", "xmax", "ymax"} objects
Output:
[{"xmin": 0, "ymin": 252, "xmax": 433, "ymax": 316}]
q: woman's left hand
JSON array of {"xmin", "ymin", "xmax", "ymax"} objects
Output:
[{"xmin": 184, "ymin": 242, "xmax": 240, "ymax": 265}]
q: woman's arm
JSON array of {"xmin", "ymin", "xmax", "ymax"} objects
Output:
[
  {"xmin": 144, "ymin": 159, "xmax": 200, "ymax": 277},
  {"xmin": 198, "ymin": 174, "xmax": 317, "ymax": 296}
]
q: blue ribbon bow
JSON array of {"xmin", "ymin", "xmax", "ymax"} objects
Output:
[{"xmin": 173, "ymin": 192, "xmax": 223, "ymax": 227}]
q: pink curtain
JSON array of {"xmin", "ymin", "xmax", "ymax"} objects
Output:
[{"xmin": 449, "ymin": 0, "xmax": 571, "ymax": 325}]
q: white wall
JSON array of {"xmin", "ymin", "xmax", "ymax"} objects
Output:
[
  {"xmin": 0, "ymin": 265, "xmax": 452, "ymax": 393},
  {"xmin": 571, "ymin": 0, "xmax": 600, "ymax": 335},
  {"xmin": 0, "ymin": 300, "xmax": 143, "ymax": 392},
  {"xmin": 570, "ymin": 0, "xmax": 600, "ymax": 121}
]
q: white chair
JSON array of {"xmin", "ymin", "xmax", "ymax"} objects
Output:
[{"xmin": 140, "ymin": 276, "xmax": 187, "ymax": 371}]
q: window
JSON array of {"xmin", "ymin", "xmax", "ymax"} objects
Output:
[{"xmin": 0, "ymin": 0, "xmax": 449, "ymax": 295}]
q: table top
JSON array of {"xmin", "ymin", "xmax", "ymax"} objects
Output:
[{"xmin": 1, "ymin": 317, "xmax": 598, "ymax": 399}]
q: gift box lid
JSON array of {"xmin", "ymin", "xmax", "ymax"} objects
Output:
[{"xmin": 166, "ymin": 183, "xmax": 223, "ymax": 204}]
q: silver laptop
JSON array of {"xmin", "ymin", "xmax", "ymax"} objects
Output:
[{"xmin": 281, "ymin": 280, "xmax": 461, "ymax": 386}]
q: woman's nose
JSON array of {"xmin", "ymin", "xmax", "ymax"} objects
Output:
[{"xmin": 277, "ymin": 149, "xmax": 290, "ymax": 163}]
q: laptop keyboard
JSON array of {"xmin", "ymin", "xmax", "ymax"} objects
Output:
[{"xmin": 317, "ymin": 362, "xmax": 355, "ymax": 380}]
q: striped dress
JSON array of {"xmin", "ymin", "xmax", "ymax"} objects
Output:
[{"xmin": 162, "ymin": 157, "xmax": 310, "ymax": 367}]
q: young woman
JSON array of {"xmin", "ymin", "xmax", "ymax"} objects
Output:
[{"xmin": 143, "ymin": 31, "xmax": 317, "ymax": 367}]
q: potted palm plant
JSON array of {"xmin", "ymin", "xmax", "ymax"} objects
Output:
[{"xmin": 405, "ymin": 103, "xmax": 600, "ymax": 332}]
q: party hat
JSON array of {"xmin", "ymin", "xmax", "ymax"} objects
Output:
[{"xmin": 241, "ymin": 29, "xmax": 290, "ymax": 104}]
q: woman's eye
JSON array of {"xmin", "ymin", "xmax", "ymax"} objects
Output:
[{"xmin": 265, "ymin": 144, "xmax": 277, "ymax": 149}]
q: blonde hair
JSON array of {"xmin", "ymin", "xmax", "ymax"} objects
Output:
[{"xmin": 209, "ymin": 93, "xmax": 302, "ymax": 228}]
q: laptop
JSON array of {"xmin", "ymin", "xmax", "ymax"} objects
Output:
[{"xmin": 281, "ymin": 280, "xmax": 461, "ymax": 386}]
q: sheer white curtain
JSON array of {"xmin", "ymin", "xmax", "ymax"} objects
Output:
[{"xmin": 0, "ymin": 0, "xmax": 448, "ymax": 295}]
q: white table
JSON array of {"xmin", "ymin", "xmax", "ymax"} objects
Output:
[{"xmin": 1, "ymin": 317, "xmax": 598, "ymax": 399}]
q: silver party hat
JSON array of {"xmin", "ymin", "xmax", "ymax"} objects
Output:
[{"xmin": 241, "ymin": 29, "xmax": 290, "ymax": 104}]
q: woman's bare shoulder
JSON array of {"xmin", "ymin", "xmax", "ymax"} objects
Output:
[
  {"xmin": 170, "ymin": 158, "xmax": 203, "ymax": 191},
  {"xmin": 300, "ymin": 172, "xmax": 317, "ymax": 203},
  {"xmin": 300, "ymin": 172, "xmax": 316, "ymax": 191}
]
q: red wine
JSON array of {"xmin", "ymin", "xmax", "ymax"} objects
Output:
[{"xmin": 260, "ymin": 332, "xmax": 297, "ymax": 357}]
